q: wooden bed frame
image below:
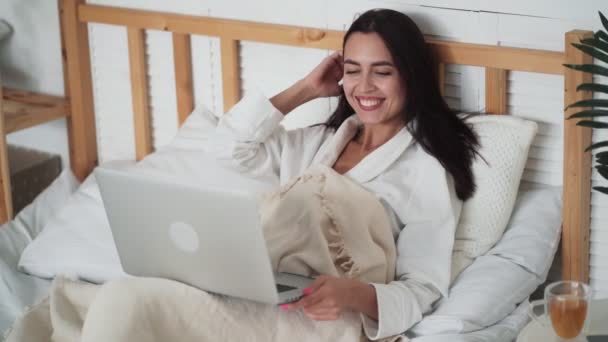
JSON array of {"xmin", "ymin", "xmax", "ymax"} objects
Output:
[{"xmin": 22, "ymin": 0, "xmax": 599, "ymax": 282}]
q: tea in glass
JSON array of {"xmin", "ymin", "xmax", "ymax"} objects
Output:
[{"xmin": 548, "ymin": 294, "xmax": 588, "ymax": 339}]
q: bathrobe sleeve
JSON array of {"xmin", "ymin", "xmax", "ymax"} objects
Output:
[
  {"xmin": 360, "ymin": 156, "xmax": 462, "ymax": 340},
  {"xmin": 205, "ymin": 90, "xmax": 331, "ymax": 182}
]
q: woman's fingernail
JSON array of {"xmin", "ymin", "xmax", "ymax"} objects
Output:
[
  {"xmin": 303, "ymin": 288, "xmax": 313, "ymax": 295},
  {"xmin": 280, "ymin": 304, "xmax": 289, "ymax": 310}
]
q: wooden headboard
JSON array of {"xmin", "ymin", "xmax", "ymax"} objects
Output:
[{"xmin": 58, "ymin": 0, "xmax": 593, "ymax": 283}]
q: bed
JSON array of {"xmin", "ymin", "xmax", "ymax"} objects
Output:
[
  {"xmin": 0, "ymin": 169, "xmax": 79, "ymax": 338},
  {"xmin": 0, "ymin": 0, "xmax": 595, "ymax": 341},
  {"xmin": 0, "ymin": 220, "xmax": 52, "ymax": 338}
]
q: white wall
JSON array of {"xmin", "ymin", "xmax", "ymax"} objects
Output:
[
  {"xmin": 0, "ymin": 0, "xmax": 69, "ymax": 166},
  {"xmin": 2, "ymin": 0, "xmax": 608, "ymax": 296}
]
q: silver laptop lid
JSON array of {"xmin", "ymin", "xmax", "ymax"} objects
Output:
[{"xmin": 95, "ymin": 167, "xmax": 281, "ymax": 304}]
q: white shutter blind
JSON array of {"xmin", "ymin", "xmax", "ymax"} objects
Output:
[
  {"xmin": 89, "ymin": 23, "xmax": 135, "ymax": 163},
  {"xmin": 508, "ymin": 71, "xmax": 564, "ymax": 187},
  {"xmin": 239, "ymin": 42, "xmax": 332, "ymax": 129},
  {"xmin": 590, "ymin": 66, "xmax": 608, "ymax": 299}
]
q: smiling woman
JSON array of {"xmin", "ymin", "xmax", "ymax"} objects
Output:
[
  {"xmin": 264, "ymin": 12, "xmax": 480, "ymax": 337},
  {"xmin": 327, "ymin": 9, "xmax": 479, "ymax": 201}
]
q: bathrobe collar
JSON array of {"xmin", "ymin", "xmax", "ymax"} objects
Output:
[{"xmin": 313, "ymin": 115, "xmax": 415, "ymax": 183}]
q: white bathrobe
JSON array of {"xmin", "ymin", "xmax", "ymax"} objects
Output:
[{"xmin": 205, "ymin": 91, "xmax": 462, "ymax": 340}]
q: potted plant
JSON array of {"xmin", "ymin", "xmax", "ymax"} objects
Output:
[{"xmin": 564, "ymin": 11, "xmax": 608, "ymax": 194}]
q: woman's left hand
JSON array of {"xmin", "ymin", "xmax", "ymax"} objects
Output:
[{"xmin": 281, "ymin": 275, "xmax": 377, "ymax": 321}]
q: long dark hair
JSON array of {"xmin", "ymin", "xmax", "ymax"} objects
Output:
[{"xmin": 326, "ymin": 9, "xmax": 479, "ymax": 201}]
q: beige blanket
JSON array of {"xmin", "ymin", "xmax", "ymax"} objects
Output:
[{"xmin": 5, "ymin": 164, "xmax": 398, "ymax": 342}]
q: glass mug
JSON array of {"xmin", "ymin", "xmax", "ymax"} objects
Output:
[{"xmin": 529, "ymin": 281, "xmax": 592, "ymax": 340}]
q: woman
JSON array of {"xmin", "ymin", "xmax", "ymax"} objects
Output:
[{"xmin": 204, "ymin": 8, "xmax": 479, "ymax": 339}]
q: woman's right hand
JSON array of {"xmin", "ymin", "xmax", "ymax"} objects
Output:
[{"xmin": 301, "ymin": 51, "xmax": 344, "ymax": 99}]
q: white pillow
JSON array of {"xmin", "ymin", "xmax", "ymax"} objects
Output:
[
  {"xmin": 0, "ymin": 169, "xmax": 79, "ymax": 267},
  {"xmin": 13, "ymin": 169, "xmax": 80, "ymax": 239},
  {"xmin": 411, "ymin": 185, "xmax": 562, "ymax": 335},
  {"xmin": 18, "ymin": 107, "xmax": 278, "ymax": 283},
  {"xmin": 18, "ymin": 160, "xmax": 136, "ymax": 282},
  {"xmin": 451, "ymin": 115, "xmax": 538, "ymax": 281}
]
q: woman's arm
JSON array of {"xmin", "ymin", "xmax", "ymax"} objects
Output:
[
  {"xmin": 271, "ymin": 51, "xmax": 343, "ymax": 115},
  {"xmin": 270, "ymin": 79, "xmax": 316, "ymax": 115},
  {"xmin": 360, "ymin": 160, "xmax": 461, "ymax": 339},
  {"xmin": 205, "ymin": 51, "xmax": 342, "ymax": 180}
]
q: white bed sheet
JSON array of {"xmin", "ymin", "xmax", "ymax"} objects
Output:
[
  {"xmin": 0, "ymin": 239, "xmax": 531, "ymax": 342},
  {"xmin": 411, "ymin": 300, "xmax": 529, "ymax": 342},
  {"xmin": 0, "ymin": 170, "xmax": 79, "ymax": 337},
  {"xmin": 1, "ymin": 165, "xmax": 536, "ymax": 341},
  {"xmin": 2, "ymin": 210, "xmax": 530, "ymax": 342},
  {"xmin": 0, "ymin": 216, "xmax": 52, "ymax": 338}
]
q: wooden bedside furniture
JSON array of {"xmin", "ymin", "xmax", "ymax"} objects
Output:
[{"xmin": 0, "ymin": 85, "xmax": 69, "ymax": 223}]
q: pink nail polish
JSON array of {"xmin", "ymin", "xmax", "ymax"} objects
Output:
[
  {"xmin": 280, "ymin": 304, "xmax": 289, "ymax": 310},
  {"xmin": 303, "ymin": 288, "xmax": 312, "ymax": 295}
]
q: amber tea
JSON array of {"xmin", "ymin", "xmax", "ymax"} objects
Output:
[
  {"xmin": 529, "ymin": 281, "xmax": 591, "ymax": 340},
  {"xmin": 548, "ymin": 295, "xmax": 588, "ymax": 339}
]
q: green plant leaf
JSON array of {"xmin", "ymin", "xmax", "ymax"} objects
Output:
[
  {"xmin": 569, "ymin": 110, "xmax": 608, "ymax": 119},
  {"xmin": 597, "ymin": 154, "xmax": 608, "ymax": 165},
  {"xmin": 577, "ymin": 120, "xmax": 608, "ymax": 128},
  {"xmin": 595, "ymin": 165, "xmax": 608, "ymax": 179},
  {"xmin": 580, "ymin": 38, "xmax": 608, "ymax": 54},
  {"xmin": 597, "ymin": 30, "xmax": 608, "ymax": 43},
  {"xmin": 598, "ymin": 151, "xmax": 608, "ymax": 158},
  {"xmin": 597, "ymin": 165, "xmax": 608, "ymax": 179},
  {"xmin": 577, "ymin": 83, "xmax": 608, "ymax": 94},
  {"xmin": 563, "ymin": 63, "xmax": 608, "ymax": 77},
  {"xmin": 572, "ymin": 43, "xmax": 608, "ymax": 64},
  {"xmin": 586, "ymin": 140, "xmax": 608, "ymax": 151},
  {"xmin": 567, "ymin": 99, "xmax": 608, "ymax": 109},
  {"xmin": 601, "ymin": 11, "xmax": 608, "ymax": 33},
  {"xmin": 594, "ymin": 186, "xmax": 608, "ymax": 195}
]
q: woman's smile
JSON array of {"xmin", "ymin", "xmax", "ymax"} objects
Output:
[{"xmin": 355, "ymin": 96, "xmax": 385, "ymax": 111}]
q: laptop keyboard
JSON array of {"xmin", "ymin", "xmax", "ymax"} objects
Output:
[{"xmin": 276, "ymin": 283, "xmax": 297, "ymax": 293}]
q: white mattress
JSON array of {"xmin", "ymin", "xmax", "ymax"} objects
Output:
[
  {"xmin": 0, "ymin": 220, "xmax": 51, "ymax": 337},
  {"xmin": 1, "ymin": 252, "xmax": 528, "ymax": 342},
  {"xmin": 411, "ymin": 301, "xmax": 529, "ymax": 342},
  {"xmin": 0, "ymin": 228, "xmax": 529, "ymax": 342},
  {"xmin": 0, "ymin": 170, "xmax": 79, "ymax": 337}
]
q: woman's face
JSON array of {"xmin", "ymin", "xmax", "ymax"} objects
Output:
[{"xmin": 342, "ymin": 32, "xmax": 406, "ymax": 127}]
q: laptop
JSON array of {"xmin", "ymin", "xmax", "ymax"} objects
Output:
[{"xmin": 94, "ymin": 167, "xmax": 313, "ymax": 305}]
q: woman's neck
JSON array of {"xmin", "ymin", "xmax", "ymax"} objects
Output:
[{"xmin": 354, "ymin": 121, "xmax": 405, "ymax": 152}]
